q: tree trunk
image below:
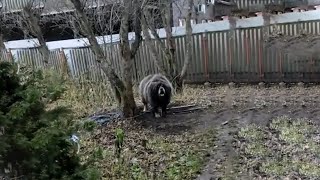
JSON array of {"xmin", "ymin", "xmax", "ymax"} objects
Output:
[
  {"xmin": 163, "ymin": 2, "xmax": 177, "ymax": 82},
  {"xmin": 0, "ymin": 15, "xmax": 5, "ymax": 50},
  {"xmin": 70, "ymin": 0, "xmax": 139, "ymax": 117},
  {"xmin": 0, "ymin": 34, "xmax": 5, "ymax": 49},
  {"xmin": 121, "ymin": 53, "xmax": 137, "ymax": 117},
  {"xmin": 176, "ymin": 0, "xmax": 194, "ymax": 93},
  {"xmin": 22, "ymin": 7, "xmax": 50, "ymax": 67},
  {"xmin": 38, "ymin": 39, "xmax": 50, "ymax": 67},
  {"xmin": 118, "ymin": 0, "xmax": 139, "ymax": 117}
]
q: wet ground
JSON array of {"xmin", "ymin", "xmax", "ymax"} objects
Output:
[
  {"xmin": 90, "ymin": 84, "xmax": 320, "ymax": 179},
  {"xmin": 138, "ymin": 105, "xmax": 320, "ymax": 180},
  {"xmin": 135, "ymin": 85, "xmax": 320, "ymax": 179}
]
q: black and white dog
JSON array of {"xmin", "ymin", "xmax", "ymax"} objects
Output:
[{"xmin": 139, "ymin": 74, "xmax": 173, "ymax": 118}]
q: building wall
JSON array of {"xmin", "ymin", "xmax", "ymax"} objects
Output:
[
  {"xmin": 173, "ymin": 0, "xmax": 320, "ymax": 27},
  {"xmin": 173, "ymin": 0, "xmax": 236, "ymax": 26}
]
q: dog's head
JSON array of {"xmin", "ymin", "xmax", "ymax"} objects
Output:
[{"xmin": 157, "ymin": 83, "xmax": 166, "ymax": 97}]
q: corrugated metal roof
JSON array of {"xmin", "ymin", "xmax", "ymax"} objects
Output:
[
  {"xmin": 1, "ymin": 0, "xmax": 45, "ymax": 12},
  {"xmin": 1, "ymin": 0, "xmax": 115, "ymax": 14}
]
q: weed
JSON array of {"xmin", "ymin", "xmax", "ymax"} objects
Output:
[
  {"xmin": 236, "ymin": 116, "xmax": 320, "ymax": 179},
  {"xmin": 115, "ymin": 128, "xmax": 124, "ymax": 159}
]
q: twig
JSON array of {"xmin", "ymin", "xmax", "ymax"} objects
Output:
[
  {"xmin": 222, "ymin": 121, "xmax": 229, "ymax": 125},
  {"xmin": 168, "ymin": 104, "xmax": 197, "ymax": 110}
]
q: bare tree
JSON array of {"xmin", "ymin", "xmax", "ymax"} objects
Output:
[
  {"xmin": 23, "ymin": 2, "xmax": 49, "ymax": 64},
  {"xmin": 0, "ymin": 16, "xmax": 5, "ymax": 49},
  {"xmin": 141, "ymin": 0, "xmax": 194, "ymax": 92},
  {"xmin": 1, "ymin": 0, "xmax": 50, "ymax": 66},
  {"xmin": 177, "ymin": 0, "xmax": 194, "ymax": 91},
  {"xmin": 0, "ymin": 4, "xmax": 7, "ymax": 49},
  {"xmin": 119, "ymin": 0, "xmax": 142, "ymax": 116},
  {"xmin": 141, "ymin": 0, "xmax": 176, "ymax": 79},
  {"xmin": 0, "ymin": 35, "xmax": 4, "ymax": 49},
  {"xmin": 67, "ymin": 0, "xmax": 143, "ymax": 117}
]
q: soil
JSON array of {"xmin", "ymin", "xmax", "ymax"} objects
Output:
[{"xmin": 135, "ymin": 85, "xmax": 320, "ymax": 180}]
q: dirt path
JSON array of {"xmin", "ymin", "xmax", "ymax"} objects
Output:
[
  {"xmin": 139, "ymin": 104, "xmax": 320, "ymax": 180},
  {"xmin": 196, "ymin": 106, "xmax": 320, "ymax": 180},
  {"xmin": 196, "ymin": 109, "xmax": 241, "ymax": 180},
  {"xmin": 134, "ymin": 85, "xmax": 320, "ymax": 179}
]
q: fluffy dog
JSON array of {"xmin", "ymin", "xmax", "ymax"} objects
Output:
[{"xmin": 139, "ymin": 73, "xmax": 173, "ymax": 118}]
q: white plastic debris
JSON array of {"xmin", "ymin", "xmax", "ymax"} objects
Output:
[
  {"xmin": 71, "ymin": 134, "xmax": 79, "ymax": 143},
  {"xmin": 70, "ymin": 134, "xmax": 80, "ymax": 154}
]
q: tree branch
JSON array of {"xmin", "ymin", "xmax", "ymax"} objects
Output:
[
  {"xmin": 22, "ymin": 3, "xmax": 50, "ymax": 65},
  {"xmin": 141, "ymin": 13, "xmax": 167, "ymax": 75},
  {"xmin": 179, "ymin": 0, "xmax": 193, "ymax": 80},
  {"xmin": 119, "ymin": 0, "xmax": 130, "ymax": 60},
  {"xmin": 70, "ymin": 0, "xmax": 126, "ymax": 99},
  {"xmin": 143, "ymin": 9, "xmax": 167, "ymax": 57},
  {"xmin": 130, "ymin": 0, "xmax": 142, "ymax": 59}
]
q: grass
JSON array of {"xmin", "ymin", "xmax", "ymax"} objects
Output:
[
  {"xmin": 48, "ymin": 76, "xmax": 117, "ymax": 118},
  {"xmin": 79, "ymin": 122, "xmax": 216, "ymax": 180},
  {"xmin": 45, "ymin": 76, "xmax": 217, "ymax": 180},
  {"xmin": 14, "ymin": 60, "xmax": 320, "ymax": 180},
  {"xmin": 236, "ymin": 116, "xmax": 320, "ymax": 179},
  {"xmin": 51, "ymin": 78, "xmax": 217, "ymax": 118},
  {"xmin": 46, "ymin": 71, "xmax": 320, "ymax": 179}
]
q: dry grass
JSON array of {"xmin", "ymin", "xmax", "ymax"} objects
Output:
[
  {"xmin": 52, "ymin": 77, "xmax": 320, "ymax": 118},
  {"xmin": 49, "ymin": 74, "xmax": 320, "ymax": 179},
  {"xmin": 50, "ymin": 78, "xmax": 117, "ymax": 118},
  {"xmin": 48, "ymin": 78, "xmax": 217, "ymax": 180},
  {"xmin": 234, "ymin": 116, "xmax": 320, "ymax": 179},
  {"xmin": 79, "ymin": 120, "xmax": 216, "ymax": 180},
  {"xmin": 52, "ymin": 81, "xmax": 216, "ymax": 118},
  {"xmin": 173, "ymin": 83, "xmax": 320, "ymax": 109}
]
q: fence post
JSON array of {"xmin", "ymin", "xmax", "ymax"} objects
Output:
[
  {"xmin": 59, "ymin": 48, "xmax": 70, "ymax": 79},
  {"xmin": 260, "ymin": 12, "xmax": 271, "ymax": 81},
  {"xmin": 133, "ymin": 42, "xmax": 139, "ymax": 83},
  {"xmin": 277, "ymin": 49, "xmax": 283, "ymax": 80},
  {"xmin": 258, "ymin": 40, "xmax": 263, "ymax": 80},
  {"xmin": 202, "ymin": 30, "xmax": 209, "ymax": 81},
  {"xmin": 6, "ymin": 48, "xmax": 14, "ymax": 63},
  {"xmin": 310, "ymin": 55, "xmax": 315, "ymax": 81},
  {"xmin": 228, "ymin": 17, "xmax": 236, "ymax": 81},
  {"xmin": 245, "ymin": 34, "xmax": 250, "ymax": 65}
]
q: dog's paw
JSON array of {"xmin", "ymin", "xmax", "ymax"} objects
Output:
[
  {"xmin": 143, "ymin": 106, "xmax": 147, "ymax": 112},
  {"xmin": 159, "ymin": 109, "xmax": 163, "ymax": 117},
  {"xmin": 155, "ymin": 113, "xmax": 161, "ymax": 118}
]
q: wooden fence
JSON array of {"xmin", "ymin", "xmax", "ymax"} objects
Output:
[{"xmin": 1, "ymin": 12, "xmax": 320, "ymax": 84}]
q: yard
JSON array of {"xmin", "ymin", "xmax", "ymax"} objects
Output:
[
  {"xmin": 73, "ymin": 83, "xmax": 320, "ymax": 179},
  {"xmin": 1, "ymin": 2, "xmax": 320, "ymax": 179},
  {"xmin": 2, "ymin": 63, "xmax": 320, "ymax": 179}
]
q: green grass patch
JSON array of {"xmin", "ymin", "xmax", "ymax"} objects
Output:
[
  {"xmin": 236, "ymin": 116, "xmax": 320, "ymax": 179},
  {"xmin": 81, "ymin": 126, "xmax": 216, "ymax": 180}
]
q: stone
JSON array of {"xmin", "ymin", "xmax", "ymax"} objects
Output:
[
  {"xmin": 229, "ymin": 82, "xmax": 236, "ymax": 88},
  {"xmin": 258, "ymin": 82, "xmax": 265, "ymax": 88},
  {"xmin": 204, "ymin": 81, "xmax": 211, "ymax": 87},
  {"xmin": 279, "ymin": 82, "xmax": 286, "ymax": 88},
  {"xmin": 297, "ymin": 82, "xmax": 304, "ymax": 87}
]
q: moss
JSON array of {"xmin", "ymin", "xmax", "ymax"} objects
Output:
[
  {"xmin": 236, "ymin": 116, "xmax": 320, "ymax": 179},
  {"xmin": 81, "ymin": 127, "xmax": 216, "ymax": 180}
]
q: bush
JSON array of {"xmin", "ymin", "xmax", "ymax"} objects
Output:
[{"xmin": 0, "ymin": 62, "xmax": 100, "ymax": 180}]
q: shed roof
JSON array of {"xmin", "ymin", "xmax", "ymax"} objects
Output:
[{"xmin": 1, "ymin": 0, "xmax": 116, "ymax": 14}]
